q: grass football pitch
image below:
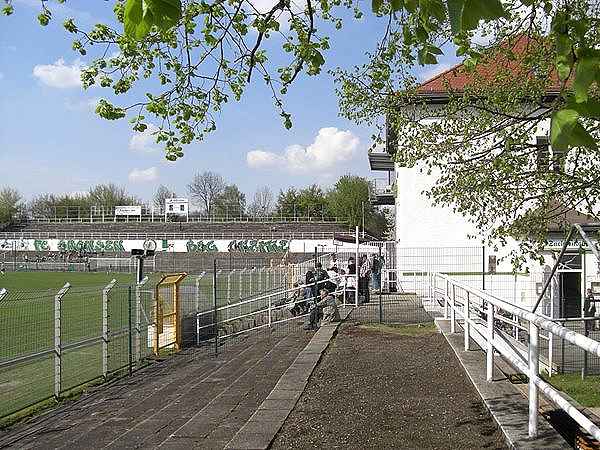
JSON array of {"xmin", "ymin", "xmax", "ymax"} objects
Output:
[{"xmin": 0, "ymin": 269, "xmax": 287, "ymax": 422}]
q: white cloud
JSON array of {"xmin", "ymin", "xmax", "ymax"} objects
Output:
[
  {"xmin": 247, "ymin": 127, "xmax": 360, "ymax": 172},
  {"xmin": 128, "ymin": 167, "xmax": 159, "ymax": 183},
  {"xmin": 0, "ymin": 72, "xmax": 4, "ymax": 81},
  {"xmin": 129, "ymin": 123, "xmax": 160, "ymax": 153},
  {"xmin": 33, "ymin": 58, "xmax": 83, "ymax": 89}
]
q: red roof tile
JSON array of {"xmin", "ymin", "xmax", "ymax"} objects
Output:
[{"xmin": 416, "ymin": 34, "xmax": 563, "ymax": 96}]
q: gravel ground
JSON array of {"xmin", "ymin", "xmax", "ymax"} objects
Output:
[{"xmin": 271, "ymin": 323, "xmax": 507, "ymax": 450}]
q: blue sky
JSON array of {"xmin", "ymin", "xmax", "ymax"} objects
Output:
[{"xmin": 0, "ymin": 0, "xmax": 456, "ymax": 205}]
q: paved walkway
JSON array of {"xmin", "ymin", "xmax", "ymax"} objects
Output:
[{"xmin": 0, "ymin": 327, "xmax": 310, "ymax": 450}]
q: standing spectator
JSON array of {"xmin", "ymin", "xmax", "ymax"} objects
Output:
[
  {"xmin": 314, "ymin": 262, "xmax": 329, "ymax": 292},
  {"xmin": 328, "ymin": 254, "xmax": 338, "ymax": 270},
  {"xmin": 305, "ymin": 270, "xmax": 316, "ymax": 300},
  {"xmin": 584, "ymin": 288, "xmax": 597, "ymax": 333},
  {"xmin": 371, "ymin": 254, "xmax": 384, "ymax": 293},
  {"xmin": 346, "ymin": 258, "xmax": 357, "ymax": 304},
  {"xmin": 359, "ymin": 255, "xmax": 372, "ymax": 304}
]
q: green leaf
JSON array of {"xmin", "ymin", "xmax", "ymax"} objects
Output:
[
  {"xmin": 2, "ymin": 4, "xmax": 14, "ymax": 16},
  {"xmin": 146, "ymin": 0, "xmax": 182, "ymax": 31},
  {"xmin": 556, "ymin": 60, "xmax": 571, "ymax": 81},
  {"xmin": 124, "ymin": 0, "xmax": 152, "ymax": 39},
  {"xmin": 568, "ymin": 98, "xmax": 600, "ymax": 119},
  {"xmin": 462, "ymin": 0, "xmax": 505, "ymax": 31},
  {"xmin": 550, "ymin": 109, "xmax": 579, "ymax": 151},
  {"xmin": 570, "ymin": 122, "xmax": 598, "ymax": 150},
  {"xmin": 446, "ymin": 0, "xmax": 464, "ymax": 34},
  {"xmin": 573, "ymin": 56, "xmax": 600, "ymax": 103},
  {"xmin": 390, "ymin": 0, "xmax": 403, "ymax": 12},
  {"xmin": 372, "ymin": 0, "xmax": 383, "ymax": 13},
  {"xmin": 446, "ymin": 0, "xmax": 505, "ymax": 34}
]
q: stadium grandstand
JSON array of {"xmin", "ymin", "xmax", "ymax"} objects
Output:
[{"xmin": 0, "ymin": 217, "xmax": 380, "ymax": 273}]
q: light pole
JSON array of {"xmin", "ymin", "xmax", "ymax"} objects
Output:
[{"xmin": 361, "ymin": 201, "xmax": 365, "ymax": 238}]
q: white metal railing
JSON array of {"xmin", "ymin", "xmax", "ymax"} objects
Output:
[
  {"xmin": 0, "ymin": 231, "xmax": 346, "ymax": 241},
  {"xmin": 195, "ymin": 274, "xmax": 357, "ymax": 342},
  {"xmin": 429, "ymin": 272, "xmax": 600, "ymax": 441},
  {"xmin": 25, "ymin": 215, "xmax": 344, "ymax": 224},
  {"xmin": 370, "ymin": 178, "xmax": 395, "ymax": 196}
]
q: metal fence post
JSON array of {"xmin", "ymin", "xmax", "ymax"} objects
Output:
[
  {"xmin": 548, "ymin": 333, "xmax": 553, "ymax": 377},
  {"xmin": 529, "ymin": 321, "xmax": 539, "ymax": 438},
  {"xmin": 464, "ymin": 292, "xmax": 470, "ymax": 351},
  {"xmin": 54, "ymin": 283, "xmax": 70, "ymax": 401},
  {"xmin": 102, "ymin": 279, "xmax": 116, "ymax": 380},
  {"xmin": 487, "ymin": 302, "xmax": 495, "ymax": 381},
  {"xmin": 127, "ymin": 286, "xmax": 133, "ymax": 376},
  {"xmin": 135, "ymin": 277, "xmax": 148, "ymax": 366},
  {"xmin": 450, "ymin": 284, "xmax": 456, "ymax": 333},
  {"xmin": 195, "ymin": 272, "xmax": 205, "ymax": 312},
  {"xmin": 213, "ymin": 259, "xmax": 218, "ymax": 356}
]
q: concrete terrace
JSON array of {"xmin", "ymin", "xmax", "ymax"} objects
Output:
[{"xmin": 0, "ymin": 297, "xmax": 577, "ymax": 449}]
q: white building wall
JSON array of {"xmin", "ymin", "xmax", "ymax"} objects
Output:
[{"xmin": 395, "ymin": 164, "xmax": 480, "ymax": 248}]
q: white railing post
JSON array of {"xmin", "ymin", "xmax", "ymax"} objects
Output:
[
  {"xmin": 226, "ymin": 271, "xmax": 232, "ymax": 322},
  {"xmin": 450, "ymin": 284, "xmax": 456, "ymax": 333},
  {"xmin": 528, "ymin": 321, "xmax": 539, "ymax": 438},
  {"xmin": 464, "ymin": 291, "xmax": 470, "ymax": 351},
  {"xmin": 268, "ymin": 295, "xmax": 272, "ymax": 327},
  {"xmin": 195, "ymin": 272, "xmax": 205, "ymax": 312},
  {"xmin": 54, "ymin": 283, "xmax": 70, "ymax": 400},
  {"xmin": 102, "ymin": 279, "xmax": 116, "ymax": 380},
  {"xmin": 548, "ymin": 333, "xmax": 553, "ymax": 377},
  {"xmin": 444, "ymin": 280, "xmax": 449, "ymax": 319},
  {"xmin": 486, "ymin": 302, "xmax": 495, "ymax": 381},
  {"xmin": 428, "ymin": 272, "xmax": 432, "ymax": 301}
]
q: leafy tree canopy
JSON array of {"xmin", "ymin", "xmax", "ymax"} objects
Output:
[{"xmin": 7, "ymin": 0, "xmax": 596, "ymax": 159}]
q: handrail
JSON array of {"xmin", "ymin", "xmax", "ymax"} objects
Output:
[
  {"xmin": 432, "ymin": 272, "xmax": 600, "ymax": 441},
  {"xmin": 435, "ymin": 273, "xmax": 600, "ymax": 356}
]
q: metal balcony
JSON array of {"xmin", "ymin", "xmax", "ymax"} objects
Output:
[{"xmin": 370, "ymin": 179, "xmax": 396, "ymax": 206}]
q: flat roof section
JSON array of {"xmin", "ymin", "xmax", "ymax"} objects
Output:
[{"xmin": 368, "ymin": 152, "xmax": 395, "ymax": 171}]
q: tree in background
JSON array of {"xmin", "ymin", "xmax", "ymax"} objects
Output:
[
  {"xmin": 275, "ymin": 188, "xmax": 299, "ymax": 218},
  {"xmin": 213, "ymin": 185, "xmax": 246, "ymax": 218},
  {"xmin": 297, "ymin": 185, "xmax": 327, "ymax": 218},
  {"xmin": 248, "ymin": 186, "xmax": 274, "ymax": 218},
  {"xmin": 153, "ymin": 185, "xmax": 177, "ymax": 212},
  {"xmin": 187, "ymin": 171, "xmax": 225, "ymax": 216},
  {"xmin": 0, "ymin": 187, "xmax": 23, "ymax": 223},
  {"xmin": 88, "ymin": 183, "xmax": 141, "ymax": 212},
  {"xmin": 29, "ymin": 193, "xmax": 90, "ymax": 219},
  {"xmin": 326, "ymin": 175, "xmax": 389, "ymax": 237},
  {"xmin": 327, "ymin": 175, "xmax": 370, "ymax": 228}
]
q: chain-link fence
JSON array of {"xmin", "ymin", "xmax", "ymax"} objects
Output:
[
  {"xmin": 0, "ymin": 282, "xmax": 154, "ymax": 420},
  {"xmin": 0, "ymin": 260, "xmax": 300, "ymax": 422}
]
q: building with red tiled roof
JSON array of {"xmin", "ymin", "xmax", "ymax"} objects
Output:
[{"xmin": 415, "ymin": 34, "xmax": 563, "ymax": 101}]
